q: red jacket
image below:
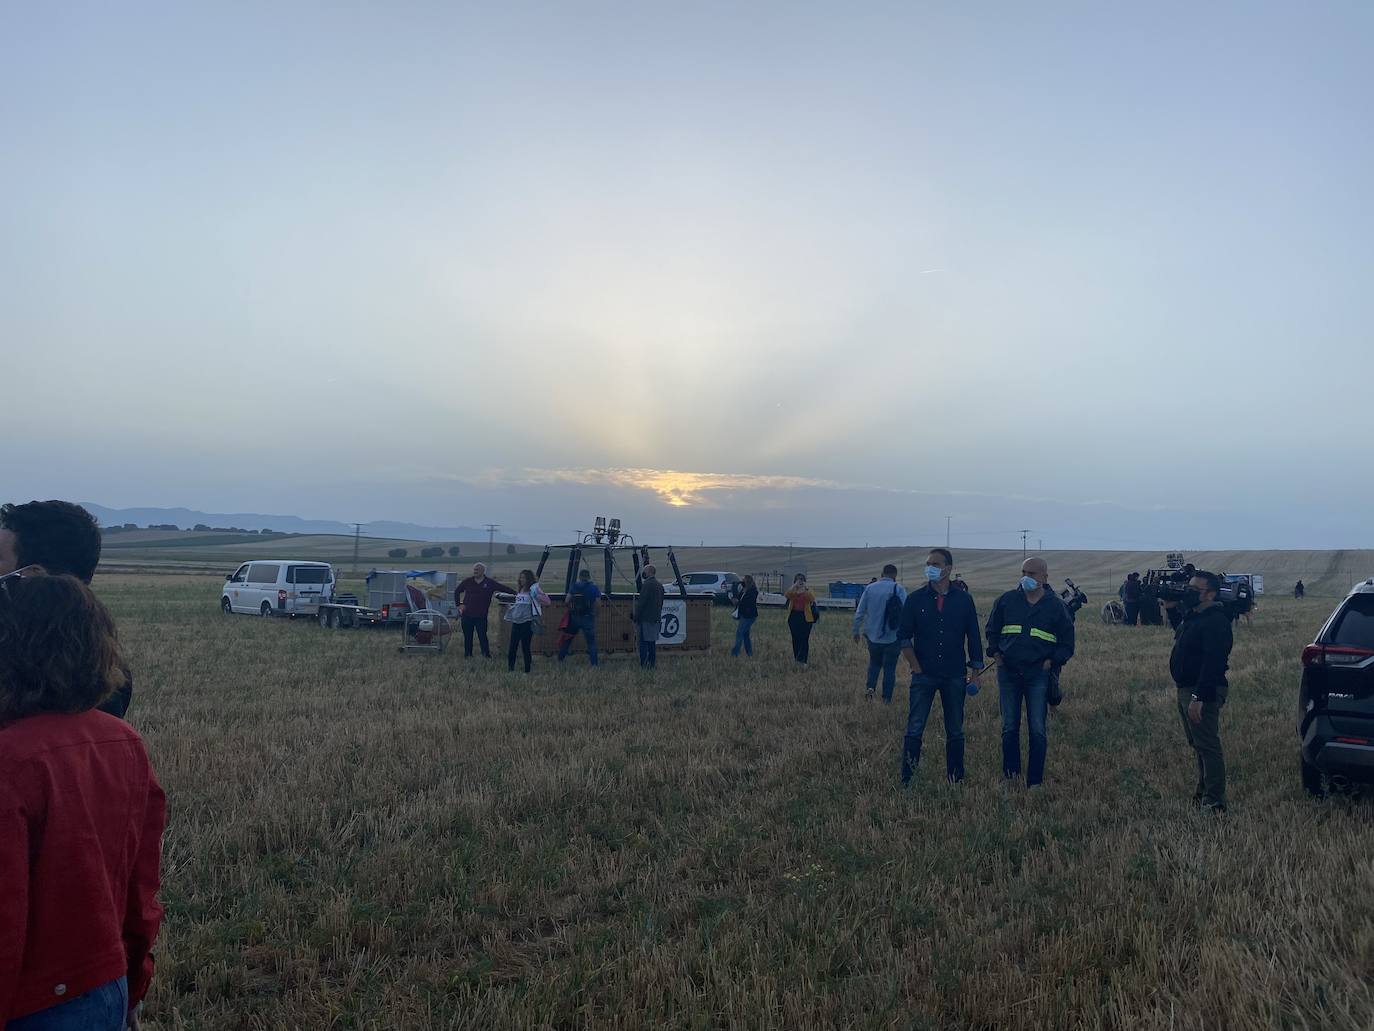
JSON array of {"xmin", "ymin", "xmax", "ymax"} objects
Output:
[{"xmin": 0, "ymin": 710, "xmax": 165, "ymax": 1021}]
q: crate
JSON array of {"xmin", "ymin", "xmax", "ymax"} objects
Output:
[{"xmin": 496, "ymin": 596, "xmax": 713, "ymax": 657}]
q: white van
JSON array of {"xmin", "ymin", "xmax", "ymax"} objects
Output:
[
  {"xmin": 663, "ymin": 571, "xmax": 741, "ymax": 600},
  {"xmin": 221, "ymin": 560, "xmax": 336, "ymax": 617}
]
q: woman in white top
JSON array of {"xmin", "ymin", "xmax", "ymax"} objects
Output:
[{"xmin": 501, "ymin": 569, "xmax": 552, "ymax": 673}]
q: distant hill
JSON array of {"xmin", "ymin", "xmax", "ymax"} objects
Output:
[{"xmin": 82, "ymin": 503, "xmax": 516, "ymax": 544}]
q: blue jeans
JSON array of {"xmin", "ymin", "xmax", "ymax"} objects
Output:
[
  {"xmin": 998, "ymin": 665, "xmax": 1049, "ymax": 785},
  {"xmin": 866, "ymin": 639, "xmax": 901, "ymax": 701},
  {"xmin": 902, "ymin": 673, "xmax": 967, "ymax": 782},
  {"xmin": 557, "ymin": 616, "xmax": 598, "ymax": 665},
  {"xmin": 8, "ymin": 977, "xmax": 127, "ymax": 1030},
  {"xmin": 638, "ymin": 621, "xmax": 658, "ymax": 668},
  {"xmin": 731, "ymin": 616, "xmax": 756, "ymax": 656}
]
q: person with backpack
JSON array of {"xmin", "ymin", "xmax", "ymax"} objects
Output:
[
  {"xmin": 730, "ymin": 575, "xmax": 760, "ymax": 657},
  {"xmin": 557, "ymin": 569, "xmax": 602, "ymax": 666},
  {"xmin": 852, "ymin": 564, "xmax": 907, "ymax": 702},
  {"xmin": 897, "ymin": 548, "xmax": 984, "ymax": 784},
  {"xmin": 784, "ymin": 573, "xmax": 818, "ymax": 667}
]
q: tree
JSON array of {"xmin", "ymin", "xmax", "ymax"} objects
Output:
[
  {"xmin": 505, "ymin": 543, "xmax": 516, "ymax": 555},
  {"xmin": 420, "ymin": 546, "xmax": 444, "ymax": 559},
  {"xmin": 388, "ymin": 548, "xmax": 408, "ymax": 559},
  {"xmin": 448, "ymin": 545, "xmax": 461, "ymax": 557},
  {"xmin": 193, "ymin": 524, "xmax": 211, "ymax": 532}
]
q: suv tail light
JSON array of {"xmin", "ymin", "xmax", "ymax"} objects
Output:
[
  {"xmin": 277, "ymin": 589, "xmax": 287, "ymax": 603},
  {"xmin": 381, "ymin": 605, "xmax": 390, "ymax": 618},
  {"xmin": 1303, "ymin": 644, "xmax": 1374, "ymax": 667}
]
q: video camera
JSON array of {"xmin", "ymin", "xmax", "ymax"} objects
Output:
[
  {"xmin": 1142, "ymin": 563, "xmax": 1253, "ymax": 618},
  {"xmin": 1058, "ymin": 578, "xmax": 1088, "ymax": 620}
]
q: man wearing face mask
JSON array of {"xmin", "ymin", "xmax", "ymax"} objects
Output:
[
  {"xmin": 1167, "ymin": 570, "xmax": 1233, "ymax": 812},
  {"xmin": 896, "ymin": 549, "xmax": 983, "ymax": 784},
  {"xmin": 985, "ymin": 557, "xmax": 1075, "ymax": 787}
]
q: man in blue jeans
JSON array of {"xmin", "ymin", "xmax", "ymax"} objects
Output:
[
  {"xmin": 985, "ymin": 556, "xmax": 1075, "ymax": 787},
  {"xmin": 852, "ymin": 564, "xmax": 907, "ymax": 701},
  {"xmin": 897, "ymin": 548, "xmax": 984, "ymax": 783},
  {"xmin": 557, "ymin": 569, "xmax": 602, "ymax": 666}
]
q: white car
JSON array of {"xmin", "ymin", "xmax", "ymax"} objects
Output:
[
  {"xmin": 664, "ymin": 571, "xmax": 741, "ymax": 600},
  {"xmin": 221, "ymin": 560, "xmax": 336, "ymax": 617}
]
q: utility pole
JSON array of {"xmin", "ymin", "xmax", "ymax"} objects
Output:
[
  {"xmin": 1038, "ymin": 538, "xmax": 1043, "ymax": 552},
  {"xmin": 946, "ymin": 515, "xmax": 952, "ymax": 549},
  {"xmin": 352, "ymin": 523, "xmax": 362, "ymax": 575},
  {"xmin": 784, "ymin": 540, "xmax": 798, "ymax": 566},
  {"xmin": 484, "ymin": 523, "xmax": 500, "ymax": 564},
  {"xmin": 1019, "ymin": 529, "xmax": 1031, "ymax": 559}
]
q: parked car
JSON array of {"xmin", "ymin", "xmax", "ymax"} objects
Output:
[
  {"xmin": 221, "ymin": 560, "xmax": 335, "ymax": 617},
  {"xmin": 663, "ymin": 570, "xmax": 741, "ymax": 602},
  {"xmin": 1298, "ymin": 578, "xmax": 1374, "ymax": 794}
]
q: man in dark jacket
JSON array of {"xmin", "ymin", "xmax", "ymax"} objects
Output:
[
  {"xmin": 0, "ymin": 500, "xmax": 132, "ymax": 719},
  {"xmin": 1168, "ymin": 570, "xmax": 1233, "ymax": 812},
  {"xmin": 1121, "ymin": 573, "xmax": 1142, "ymax": 626},
  {"xmin": 454, "ymin": 563, "xmax": 515, "ymax": 659},
  {"xmin": 897, "ymin": 548, "xmax": 983, "ymax": 784},
  {"xmin": 985, "ymin": 556, "xmax": 1075, "ymax": 787},
  {"xmin": 633, "ymin": 565, "xmax": 666, "ymax": 668}
]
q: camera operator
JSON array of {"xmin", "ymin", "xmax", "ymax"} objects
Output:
[
  {"xmin": 0, "ymin": 501, "xmax": 132, "ymax": 718},
  {"xmin": 1166, "ymin": 569, "xmax": 1233, "ymax": 813}
]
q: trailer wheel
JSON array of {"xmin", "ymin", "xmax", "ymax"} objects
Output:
[
  {"xmin": 221, "ymin": 597, "xmax": 232, "ymax": 615},
  {"xmin": 318, "ymin": 608, "xmax": 330, "ymax": 628},
  {"xmin": 260, "ymin": 601, "xmax": 273, "ymax": 617}
]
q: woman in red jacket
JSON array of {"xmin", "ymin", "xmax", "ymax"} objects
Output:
[{"xmin": 0, "ymin": 573, "xmax": 165, "ymax": 1030}]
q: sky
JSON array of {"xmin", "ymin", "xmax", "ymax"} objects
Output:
[{"xmin": 3, "ymin": 1, "xmax": 1372, "ymax": 550}]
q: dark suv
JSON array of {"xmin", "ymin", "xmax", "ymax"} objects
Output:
[{"xmin": 1299, "ymin": 579, "xmax": 1374, "ymax": 794}]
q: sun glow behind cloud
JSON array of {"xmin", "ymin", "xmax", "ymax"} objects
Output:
[{"xmin": 473, "ymin": 467, "xmax": 840, "ymax": 508}]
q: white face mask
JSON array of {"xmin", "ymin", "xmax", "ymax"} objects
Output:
[
  {"xmin": 925, "ymin": 565, "xmax": 944, "ymax": 582},
  {"xmin": 1020, "ymin": 575, "xmax": 1040, "ymax": 592}
]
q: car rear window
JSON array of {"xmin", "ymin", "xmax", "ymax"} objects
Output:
[
  {"xmin": 247, "ymin": 563, "xmax": 281, "ymax": 584},
  {"xmin": 289, "ymin": 566, "xmax": 331, "ymax": 584},
  {"xmin": 1327, "ymin": 594, "xmax": 1374, "ymax": 649}
]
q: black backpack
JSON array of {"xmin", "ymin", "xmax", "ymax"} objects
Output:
[
  {"xmin": 569, "ymin": 585, "xmax": 591, "ymax": 617},
  {"xmin": 883, "ymin": 584, "xmax": 904, "ymax": 632}
]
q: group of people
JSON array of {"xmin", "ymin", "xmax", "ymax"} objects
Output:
[
  {"xmin": 452, "ymin": 562, "xmax": 670, "ymax": 672},
  {"xmin": 853, "ymin": 549, "xmax": 1233, "ymax": 810},
  {"xmin": 0, "ymin": 500, "xmax": 164, "ymax": 1029}
]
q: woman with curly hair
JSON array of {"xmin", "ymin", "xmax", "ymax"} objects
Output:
[{"xmin": 0, "ymin": 573, "xmax": 165, "ymax": 1030}]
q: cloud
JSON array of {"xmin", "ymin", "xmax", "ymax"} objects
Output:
[{"xmin": 469, "ymin": 467, "xmax": 842, "ymax": 507}]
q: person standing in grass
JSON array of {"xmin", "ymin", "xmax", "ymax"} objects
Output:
[
  {"xmin": 1168, "ymin": 569, "xmax": 1233, "ymax": 813},
  {"xmin": 985, "ymin": 556, "xmax": 1075, "ymax": 788},
  {"xmin": 500, "ymin": 570, "xmax": 551, "ymax": 674},
  {"xmin": 1121, "ymin": 572, "xmax": 1142, "ymax": 626},
  {"xmin": 633, "ymin": 565, "xmax": 666, "ymax": 668},
  {"xmin": 454, "ymin": 562, "xmax": 515, "ymax": 659},
  {"xmin": 0, "ymin": 574, "xmax": 165, "ymax": 1031},
  {"xmin": 0, "ymin": 500, "xmax": 131, "ymax": 719},
  {"xmin": 557, "ymin": 569, "xmax": 602, "ymax": 666},
  {"xmin": 852, "ymin": 564, "xmax": 907, "ymax": 702},
  {"xmin": 898, "ymin": 548, "xmax": 984, "ymax": 784},
  {"xmin": 730, "ymin": 575, "xmax": 760, "ymax": 657},
  {"xmin": 784, "ymin": 573, "xmax": 817, "ymax": 666}
]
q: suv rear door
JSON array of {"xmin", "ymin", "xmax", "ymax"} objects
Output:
[
  {"xmin": 287, "ymin": 564, "xmax": 333, "ymax": 612},
  {"xmin": 1309, "ymin": 593, "xmax": 1374, "ymax": 722}
]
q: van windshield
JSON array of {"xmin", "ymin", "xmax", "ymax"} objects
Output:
[{"xmin": 290, "ymin": 566, "xmax": 332, "ymax": 584}]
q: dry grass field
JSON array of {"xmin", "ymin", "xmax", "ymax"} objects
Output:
[{"xmin": 103, "ymin": 569, "xmax": 1374, "ymax": 1030}]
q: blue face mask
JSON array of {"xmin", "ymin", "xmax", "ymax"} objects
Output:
[
  {"xmin": 925, "ymin": 565, "xmax": 943, "ymax": 582},
  {"xmin": 1019, "ymin": 575, "xmax": 1040, "ymax": 592}
]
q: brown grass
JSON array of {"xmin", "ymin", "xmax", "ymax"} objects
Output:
[{"xmin": 103, "ymin": 573, "xmax": 1374, "ymax": 1030}]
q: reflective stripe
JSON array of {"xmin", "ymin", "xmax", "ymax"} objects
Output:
[
  {"xmin": 1000, "ymin": 624, "xmax": 1023, "ymax": 635},
  {"xmin": 1029, "ymin": 627, "xmax": 1058, "ymax": 643}
]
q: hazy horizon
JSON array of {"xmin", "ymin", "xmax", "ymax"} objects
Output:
[{"xmin": 5, "ymin": 3, "xmax": 1371, "ymax": 550}]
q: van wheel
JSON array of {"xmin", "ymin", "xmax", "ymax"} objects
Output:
[
  {"xmin": 260, "ymin": 602, "xmax": 273, "ymax": 617},
  {"xmin": 1301, "ymin": 755, "xmax": 1327, "ymax": 797},
  {"xmin": 221, "ymin": 597, "xmax": 233, "ymax": 615},
  {"xmin": 318, "ymin": 608, "xmax": 330, "ymax": 628}
]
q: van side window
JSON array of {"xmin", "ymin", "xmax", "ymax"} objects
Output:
[{"xmin": 248, "ymin": 563, "xmax": 281, "ymax": 584}]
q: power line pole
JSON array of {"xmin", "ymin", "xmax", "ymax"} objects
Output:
[
  {"xmin": 784, "ymin": 540, "xmax": 798, "ymax": 566},
  {"xmin": 946, "ymin": 515, "xmax": 952, "ymax": 549},
  {"xmin": 484, "ymin": 523, "xmax": 500, "ymax": 564},
  {"xmin": 352, "ymin": 523, "xmax": 362, "ymax": 575},
  {"xmin": 1019, "ymin": 529, "xmax": 1031, "ymax": 559}
]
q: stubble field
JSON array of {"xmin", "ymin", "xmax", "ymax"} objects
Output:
[{"xmin": 107, "ymin": 574, "xmax": 1374, "ymax": 1030}]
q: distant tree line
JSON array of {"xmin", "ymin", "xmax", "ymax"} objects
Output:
[{"xmin": 102, "ymin": 524, "xmax": 282, "ymax": 535}]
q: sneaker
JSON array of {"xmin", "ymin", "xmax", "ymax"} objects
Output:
[{"xmin": 865, "ymin": 689, "xmax": 875, "ymax": 701}]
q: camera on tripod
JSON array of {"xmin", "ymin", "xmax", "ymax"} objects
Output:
[{"xmin": 1058, "ymin": 578, "xmax": 1088, "ymax": 619}]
